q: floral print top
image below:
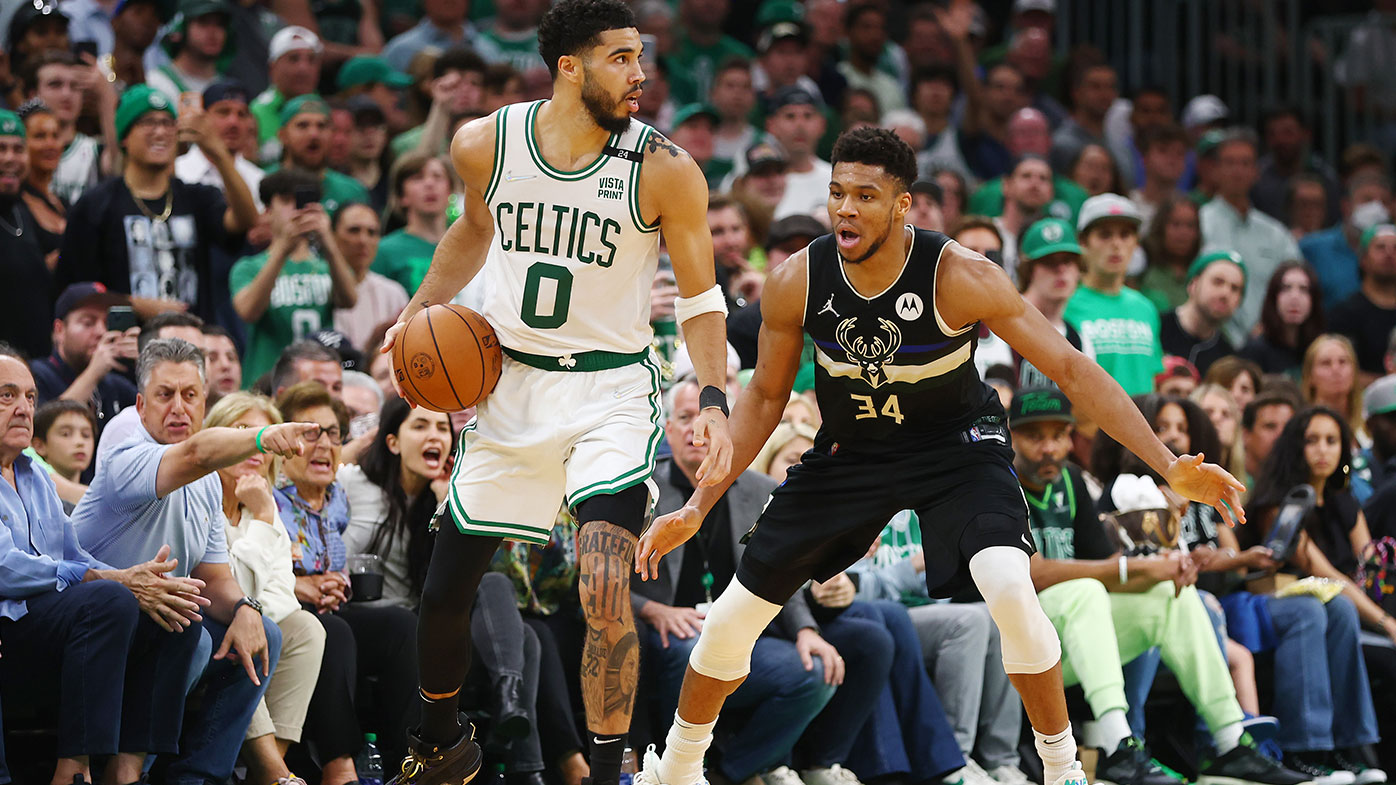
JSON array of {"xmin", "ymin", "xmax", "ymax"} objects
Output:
[
  {"xmin": 273, "ymin": 481, "xmax": 350, "ymax": 575},
  {"xmin": 489, "ymin": 506, "xmax": 579, "ymax": 616}
]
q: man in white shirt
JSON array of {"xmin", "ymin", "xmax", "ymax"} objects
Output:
[
  {"xmin": 763, "ymin": 86, "xmax": 832, "ymax": 221},
  {"xmin": 1198, "ymin": 128, "xmax": 1300, "ymax": 343},
  {"xmin": 174, "ymin": 80, "xmax": 264, "ymax": 208}
]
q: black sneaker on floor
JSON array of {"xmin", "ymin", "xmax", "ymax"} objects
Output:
[
  {"xmin": 1332, "ymin": 749, "xmax": 1388, "ymax": 785},
  {"xmin": 1200, "ymin": 743, "xmax": 1313, "ymax": 785},
  {"xmin": 1283, "ymin": 753, "xmax": 1355, "ymax": 785},
  {"xmin": 1096, "ymin": 737, "xmax": 1184, "ymax": 785},
  {"xmin": 388, "ymin": 724, "xmax": 484, "ymax": 785}
]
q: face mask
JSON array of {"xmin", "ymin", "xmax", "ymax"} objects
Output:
[{"xmin": 1352, "ymin": 200, "xmax": 1390, "ymax": 232}]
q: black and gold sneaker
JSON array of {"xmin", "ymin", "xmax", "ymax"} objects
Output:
[{"xmin": 388, "ymin": 724, "xmax": 484, "ymax": 785}]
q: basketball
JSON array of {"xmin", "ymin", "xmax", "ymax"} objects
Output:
[{"xmin": 392, "ymin": 304, "xmax": 503, "ymax": 413}]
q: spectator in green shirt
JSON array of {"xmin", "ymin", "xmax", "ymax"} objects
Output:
[
  {"xmin": 268, "ymin": 94, "xmax": 371, "ymax": 215},
  {"xmin": 231, "ymin": 169, "xmax": 359, "ymax": 384},
  {"xmin": 965, "ymin": 108, "xmax": 1087, "ymax": 223},
  {"xmin": 372, "ymin": 151, "xmax": 451, "ymax": 295},
  {"xmin": 250, "ymin": 26, "xmax": 322, "ymax": 164},
  {"xmin": 667, "ymin": 0, "xmax": 754, "ymax": 105},
  {"xmin": 1064, "ymin": 194, "xmax": 1163, "ymax": 396}
]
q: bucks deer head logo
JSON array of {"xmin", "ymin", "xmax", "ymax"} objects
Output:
[{"xmin": 835, "ymin": 316, "xmax": 902, "ymax": 388}]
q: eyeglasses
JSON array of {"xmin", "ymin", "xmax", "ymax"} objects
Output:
[{"xmin": 307, "ymin": 424, "xmax": 343, "ymax": 444}]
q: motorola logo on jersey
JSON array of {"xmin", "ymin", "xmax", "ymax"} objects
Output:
[
  {"xmin": 834, "ymin": 316, "xmax": 902, "ymax": 388},
  {"xmin": 895, "ymin": 292, "xmax": 924, "ymax": 321}
]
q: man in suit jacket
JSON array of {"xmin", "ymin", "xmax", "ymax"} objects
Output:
[{"xmin": 633, "ymin": 379, "xmax": 842, "ymax": 785}]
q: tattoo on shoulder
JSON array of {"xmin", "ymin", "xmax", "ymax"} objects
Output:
[{"xmin": 645, "ymin": 133, "xmax": 684, "ymax": 159}]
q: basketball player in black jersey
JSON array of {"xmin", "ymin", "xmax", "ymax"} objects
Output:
[{"xmin": 634, "ymin": 128, "xmax": 1247, "ymax": 785}]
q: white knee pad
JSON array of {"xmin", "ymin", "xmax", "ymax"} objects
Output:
[
  {"xmin": 970, "ymin": 546, "xmax": 1061, "ymax": 674},
  {"xmin": 688, "ymin": 579, "xmax": 783, "ymax": 681}
]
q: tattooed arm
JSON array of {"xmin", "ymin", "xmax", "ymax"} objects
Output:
[{"xmin": 577, "ymin": 521, "xmax": 642, "ymax": 733}]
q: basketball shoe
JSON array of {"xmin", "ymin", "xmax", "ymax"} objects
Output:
[{"xmin": 386, "ymin": 723, "xmax": 483, "ymax": 785}]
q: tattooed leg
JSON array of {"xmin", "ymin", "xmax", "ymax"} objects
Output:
[{"xmin": 577, "ymin": 520, "xmax": 641, "ymax": 734}]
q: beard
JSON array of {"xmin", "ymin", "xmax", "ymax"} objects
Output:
[
  {"xmin": 581, "ymin": 69, "xmax": 633, "ymax": 136},
  {"xmin": 840, "ymin": 211, "xmax": 900, "ymax": 264}
]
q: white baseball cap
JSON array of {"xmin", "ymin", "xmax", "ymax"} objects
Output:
[
  {"xmin": 1012, "ymin": 0, "xmax": 1056, "ymax": 13},
  {"xmin": 1077, "ymin": 193, "xmax": 1142, "ymax": 234},
  {"xmin": 1182, "ymin": 94, "xmax": 1229, "ymax": 130},
  {"xmin": 269, "ymin": 25, "xmax": 322, "ymax": 63}
]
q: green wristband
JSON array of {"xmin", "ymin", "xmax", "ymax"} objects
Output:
[{"xmin": 255, "ymin": 425, "xmax": 269, "ymax": 454}]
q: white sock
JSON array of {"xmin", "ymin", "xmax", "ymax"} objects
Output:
[
  {"xmin": 1212, "ymin": 721, "xmax": 1243, "ymax": 754},
  {"xmin": 1033, "ymin": 726, "xmax": 1078, "ymax": 785},
  {"xmin": 658, "ymin": 713, "xmax": 716, "ymax": 785},
  {"xmin": 1096, "ymin": 708, "xmax": 1132, "ymax": 753}
]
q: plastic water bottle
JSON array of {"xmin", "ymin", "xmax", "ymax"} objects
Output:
[
  {"xmin": 358, "ymin": 732, "xmax": 385, "ymax": 785},
  {"xmin": 619, "ymin": 747, "xmax": 639, "ymax": 785}
]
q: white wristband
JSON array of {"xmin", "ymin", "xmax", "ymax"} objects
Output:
[
  {"xmin": 674, "ymin": 284, "xmax": 728, "ymax": 325},
  {"xmin": 1118, "ymin": 555, "xmax": 1128, "ymax": 585}
]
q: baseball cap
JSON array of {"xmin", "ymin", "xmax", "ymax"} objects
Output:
[
  {"xmin": 115, "ymin": 85, "xmax": 176, "ymax": 141},
  {"xmin": 745, "ymin": 141, "xmax": 787, "ymax": 172},
  {"xmin": 1195, "ymin": 128, "xmax": 1226, "ymax": 157},
  {"xmin": 1012, "ymin": 0, "xmax": 1056, "ymax": 13},
  {"xmin": 1008, "ymin": 387, "xmax": 1074, "ymax": 427},
  {"xmin": 1154, "ymin": 356, "xmax": 1200, "ymax": 390},
  {"xmin": 767, "ymin": 214, "xmax": 824, "ymax": 249},
  {"xmin": 758, "ymin": 21, "xmax": 807, "ymax": 54},
  {"xmin": 337, "ymin": 55, "xmax": 413, "ymax": 91},
  {"xmin": 268, "ymin": 25, "xmax": 321, "ymax": 63},
  {"xmin": 1020, "ymin": 218, "xmax": 1082, "ymax": 261},
  {"xmin": 910, "ymin": 180, "xmax": 943, "ymax": 204},
  {"xmin": 310, "ymin": 329, "xmax": 363, "ymax": 372},
  {"xmin": 54, "ymin": 282, "xmax": 126, "ymax": 320},
  {"xmin": 176, "ymin": 0, "xmax": 228, "ymax": 19},
  {"xmin": 1077, "ymin": 193, "xmax": 1142, "ymax": 234},
  {"xmin": 1182, "ymin": 94, "xmax": 1228, "ymax": 130},
  {"xmin": 114, "ymin": 0, "xmax": 174, "ymax": 22},
  {"xmin": 1186, "ymin": 249, "xmax": 1247, "ymax": 288},
  {"xmin": 345, "ymin": 94, "xmax": 386, "ymax": 126},
  {"xmin": 1363, "ymin": 375, "xmax": 1396, "ymax": 419},
  {"xmin": 202, "ymin": 78, "xmax": 250, "ymax": 108},
  {"xmin": 279, "ymin": 94, "xmax": 330, "ymax": 126},
  {"xmin": 1360, "ymin": 223, "xmax": 1396, "ymax": 255},
  {"xmin": 768, "ymin": 85, "xmax": 822, "ymax": 113},
  {"xmin": 0, "ymin": 110, "xmax": 24, "ymax": 139},
  {"xmin": 755, "ymin": 0, "xmax": 803, "ymax": 28},
  {"xmin": 8, "ymin": 0, "xmax": 67, "ymax": 53},
  {"xmin": 672, "ymin": 103, "xmax": 719, "ymax": 129}
]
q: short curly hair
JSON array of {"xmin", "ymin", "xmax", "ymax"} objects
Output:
[
  {"xmin": 831, "ymin": 126, "xmax": 918, "ymax": 193},
  {"xmin": 537, "ymin": 0, "xmax": 637, "ymax": 79}
]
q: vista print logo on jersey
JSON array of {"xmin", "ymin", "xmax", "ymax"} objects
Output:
[{"xmin": 835, "ymin": 316, "xmax": 902, "ymax": 388}]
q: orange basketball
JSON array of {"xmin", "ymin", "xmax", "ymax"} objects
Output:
[{"xmin": 392, "ymin": 304, "xmax": 503, "ymax": 412}]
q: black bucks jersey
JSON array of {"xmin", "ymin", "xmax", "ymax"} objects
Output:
[{"xmin": 804, "ymin": 227, "xmax": 1002, "ymax": 450}]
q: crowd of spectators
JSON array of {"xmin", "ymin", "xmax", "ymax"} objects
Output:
[{"xmin": 1, "ymin": 0, "xmax": 1396, "ymax": 784}]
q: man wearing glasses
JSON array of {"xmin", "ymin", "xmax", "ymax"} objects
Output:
[{"xmin": 73, "ymin": 337, "xmax": 321, "ymax": 785}]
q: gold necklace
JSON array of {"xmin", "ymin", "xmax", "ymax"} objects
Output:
[{"xmin": 125, "ymin": 179, "xmax": 172, "ymax": 223}]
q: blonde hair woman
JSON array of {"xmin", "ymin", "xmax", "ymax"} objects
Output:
[
  {"xmin": 206, "ymin": 393, "xmax": 327, "ymax": 785},
  {"xmin": 1301, "ymin": 334, "xmax": 1365, "ymax": 440},
  {"xmin": 752, "ymin": 421, "xmax": 818, "ymax": 483}
]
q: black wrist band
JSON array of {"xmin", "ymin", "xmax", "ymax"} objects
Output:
[{"xmin": 699, "ymin": 385, "xmax": 729, "ymax": 417}]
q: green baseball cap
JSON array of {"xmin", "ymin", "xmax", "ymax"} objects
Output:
[
  {"xmin": 1020, "ymin": 218, "xmax": 1081, "ymax": 261},
  {"xmin": 336, "ymin": 55, "xmax": 413, "ymax": 91},
  {"xmin": 279, "ymin": 94, "xmax": 330, "ymax": 126},
  {"xmin": 0, "ymin": 110, "xmax": 24, "ymax": 138},
  {"xmin": 1360, "ymin": 223, "xmax": 1396, "ymax": 255},
  {"xmin": 1364, "ymin": 374, "xmax": 1396, "ymax": 419},
  {"xmin": 1186, "ymin": 249, "xmax": 1248, "ymax": 289},
  {"xmin": 1008, "ymin": 387, "xmax": 1074, "ymax": 427},
  {"xmin": 672, "ymin": 102, "xmax": 719, "ymax": 129},
  {"xmin": 1196, "ymin": 128, "xmax": 1226, "ymax": 158},
  {"xmin": 115, "ymin": 85, "xmax": 175, "ymax": 141}
]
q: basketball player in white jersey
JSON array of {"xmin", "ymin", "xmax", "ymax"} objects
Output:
[{"xmin": 378, "ymin": 2, "xmax": 735, "ymax": 783}]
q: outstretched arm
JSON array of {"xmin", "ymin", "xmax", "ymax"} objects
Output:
[
  {"xmin": 636, "ymin": 252, "xmax": 809, "ymax": 579},
  {"xmin": 936, "ymin": 244, "xmax": 1246, "ymax": 526},
  {"xmin": 642, "ymin": 131, "xmax": 731, "ymax": 485}
]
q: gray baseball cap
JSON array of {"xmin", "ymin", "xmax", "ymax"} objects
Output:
[
  {"xmin": 1077, "ymin": 193, "xmax": 1142, "ymax": 235},
  {"xmin": 1364, "ymin": 375, "xmax": 1396, "ymax": 419}
]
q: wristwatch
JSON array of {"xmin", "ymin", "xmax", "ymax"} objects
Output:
[{"xmin": 234, "ymin": 596, "xmax": 265, "ymax": 616}]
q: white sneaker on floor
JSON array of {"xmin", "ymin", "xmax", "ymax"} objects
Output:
[
  {"xmin": 1050, "ymin": 763, "xmax": 1090, "ymax": 785},
  {"xmin": 635, "ymin": 744, "xmax": 710, "ymax": 785},
  {"xmin": 800, "ymin": 765, "xmax": 863, "ymax": 785},
  {"xmin": 764, "ymin": 766, "xmax": 808, "ymax": 785},
  {"xmin": 958, "ymin": 760, "xmax": 1003, "ymax": 785},
  {"xmin": 989, "ymin": 765, "xmax": 1034, "ymax": 785}
]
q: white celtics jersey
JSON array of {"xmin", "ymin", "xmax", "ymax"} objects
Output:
[{"xmin": 479, "ymin": 100, "xmax": 661, "ymax": 357}]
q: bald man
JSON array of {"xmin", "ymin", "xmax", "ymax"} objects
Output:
[{"xmin": 968, "ymin": 109, "xmax": 1089, "ymax": 222}]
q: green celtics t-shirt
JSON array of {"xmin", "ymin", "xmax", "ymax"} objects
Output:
[
  {"xmin": 965, "ymin": 175, "xmax": 1088, "ymax": 223},
  {"xmin": 474, "ymin": 27, "xmax": 547, "ymax": 73},
  {"xmin": 666, "ymin": 35, "xmax": 754, "ymax": 106},
  {"xmin": 230, "ymin": 252, "xmax": 334, "ymax": 384},
  {"xmin": 1024, "ymin": 467, "xmax": 1112, "ymax": 560},
  {"xmin": 1064, "ymin": 284, "xmax": 1163, "ymax": 396},
  {"xmin": 371, "ymin": 229, "xmax": 438, "ymax": 295}
]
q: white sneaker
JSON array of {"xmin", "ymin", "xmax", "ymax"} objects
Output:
[
  {"xmin": 764, "ymin": 766, "xmax": 808, "ymax": 785},
  {"xmin": 1050, "ymin": 763, "xmax": 1090, "ymax": 785},
  {"xmin": 989, "ymin": 765, "xmax": 1034, "ymax": 785},
  {"xmin": 956, "ymin": 760, "xmax": 1003, "ymax": 785},
  {"xmin": 635, "ymin": 744, "xmax": 710, "ymax": 785},
  {"xmin": 800, "ymin": 765, "xmax": 863, "ymax": 785}
]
